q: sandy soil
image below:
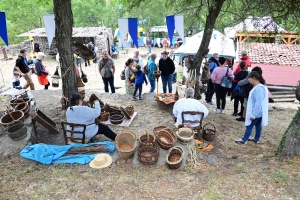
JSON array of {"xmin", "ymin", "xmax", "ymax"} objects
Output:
[{"xmin": 0, "ymin": 46, "xmax": 300, "ymax": 199}]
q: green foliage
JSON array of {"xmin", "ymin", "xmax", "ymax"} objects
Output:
[{"xmin": 272, "ymin": 170, "xmax": 289, "ymax": 183}]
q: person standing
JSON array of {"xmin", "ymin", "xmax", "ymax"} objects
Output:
[
  {"xmin": 35, "ymin": 52, "xmax": 50, "ymax": 90},
  {"xmin": 146, "ymin": 38, "xmax": 152, "ymax": 53},
  {"xmin": 124, "ymin": 58, "xmax": 135, "ymax": 95},
  {"xmin": 98, "ymin": 50, "xmax": 115, "ymax": 93},
  {"xmin": 132, "ymin": 65, "xmax": 148, "ymax": 101},
  {"xmin": 211, "ymin": 57, "xmax": 234, "ymax": 114},
  {"xmin": 205, "ymin": 53, "xmax": 219, "ymax": 105},
  {"xmin": 147, "ymin": 53, "xmax": 157, "ymax": 93},
  {"xmin": 162, "ymin": 37, "xmax": 168, "ymax": 51},
  {"xmin": 235, "ymin": 71, "xmax": 268, "ymax": 144},
  {"xmin": 234, "ymin": 50, "xmax": 252, "ymax": 74},
  {"xmin": 159, "ymin": 51, "xmax": 175, "ymax": 93},
  {"xmin": 15, "ymin": 49, "xmax": 35, "ymax": 90},
  {"xmin": 132, "ymin": 50, "xmax": 143, "ymax": 68}
]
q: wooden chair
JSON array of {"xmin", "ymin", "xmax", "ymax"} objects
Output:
[
  {"xmin": 121, "ymin": 49, "xmax": 129, "ymax": 57},
  {"xmin": 61, "ymin": 121, "xmax": 90, "ymax": 144},
  {"xmin": 179, "ymin": 111, "xmax": 204, "ymax": 138},
  {"xmin": 111, "ymin": 51, "xmax": 119, "ymax": 59}
]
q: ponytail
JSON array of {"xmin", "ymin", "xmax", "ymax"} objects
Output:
[{"xmin": 125, "ymin": 58, "xmax": 134, "ymax": 66}]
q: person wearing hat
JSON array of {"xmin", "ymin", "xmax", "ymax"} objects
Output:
[
  {"xmin": 89, "ymin": 153, "xmax": 112, "ymax": 169},
  {"xmin": 66, "ymin": 93, "xmax": 117, "ymax": 141},
  {"xmin": 15, "ymin": 49, "xmax": 35, "ymax": 90},
  {"xmin": 158, "ymin": 51, "xmax": 175, "ymax": 93},
  {"xmin": 35, "ymin": 52, "xmax": 50, "ymax": 90}
]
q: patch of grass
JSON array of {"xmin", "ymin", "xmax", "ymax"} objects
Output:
[
  {"xmin": 272, "ymin": 170, "xmax": 289, "ymax": 183},
  {"xmin": 184, "ymin": 167, "xmax": 191, "ymax": 172},
  {"xmin": 241, "ymin": 173, "xmax": 248, "ymax": 179},
  {"xmin": 234, "ymin": 163, "xmax": 245, "ymax": 173},
  {"xmin": 204, "ymin": 189, "xmax": 221, "ymax": 200},
  {"xmin": 26, "ymin": 166, "xmax": 34, "ymax": 173}
]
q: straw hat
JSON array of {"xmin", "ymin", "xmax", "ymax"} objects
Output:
[{"xmin": 89, "ymin": 154, "xmax": 112, "ymax": 169}]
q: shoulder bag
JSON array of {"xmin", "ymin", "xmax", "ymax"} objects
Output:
[{"xmin": 220, "ymin": 68, "xmax": 232, "ymax": 89}]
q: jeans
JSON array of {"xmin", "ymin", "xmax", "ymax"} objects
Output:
[
  {"xmin": 149, "ymin": 79, "xmax": 156, "ymax": 92},
  {"xmin": 102, "ymin": 76, "xmax": 115, "ymax": 93},
  {"xmin": 147, "ymin": 45, "xmax": 151, "ymax": 53},
  {"xmin": 205, "ymin": 79, "xmax": 214, "ymax": 103},
  {"xmin": 214, "ymin": 84, "xmax": 227, "ymax": 109},
  {"xmin": 234, "ymin": 95, "xmax": 244, "ymax": 113},
  {"xmin": 76, "ymin": 58, "xmax": 82, "ymax": 67},
  {"xmin": 242, "ymin": 117, "xmax": 262, "ymax": 142},
  {"xmin": 96, "ymin": 124, "xmax": 116, "ymax": 141},
  {"xmin": 173, "ymin": 72, "xmax": 177, "ymax": 82},
  {"xmin": 133, "ymin": 84, "xmax": 143, "ymax": 98},
  {"xmin": 161, "ymin": 74, "xmax": 173, "ymax": 93}
]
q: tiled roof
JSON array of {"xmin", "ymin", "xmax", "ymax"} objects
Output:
[{"xmin": 239, "ymin": 42, "xmax": 300, "ymax": 66}]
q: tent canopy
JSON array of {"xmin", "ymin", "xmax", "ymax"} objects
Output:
[
  {"xmin": 174, "ymin": 29, "xmax": 236, "ymax": 59},
  {"xmin": 224, "ymin": 16, "xmax": 286, "ymax": 38}
]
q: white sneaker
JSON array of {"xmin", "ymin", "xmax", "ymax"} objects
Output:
[
  {"xmin": 214, "ymin": 109, "xmax": 221, "ymax": 114},
  {"xmin": 221, "ymin": 109, "xmax": 225, "ymax": 114}
]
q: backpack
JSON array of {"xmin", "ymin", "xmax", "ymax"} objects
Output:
[
  {"xmin": 143, "ymin": 64, "xmax": 149, "ymax": 75},
  {"xmin": 120, "ymin": 67, "xmax": 126, "ymax": 80}
]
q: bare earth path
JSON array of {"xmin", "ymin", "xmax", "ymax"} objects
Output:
[{"xmin": 0, "ymin": 47, "xmax": 300, "ymax": 199}]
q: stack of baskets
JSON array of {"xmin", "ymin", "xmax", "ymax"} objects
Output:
[
  {"xmin": 166, "ymin": 146, "xmax": 184, "ymax": 169},
  {"xmin": 137, "ymin": 131, "xmax": 160, "ymax": 166},
  {"xmin": 153, "ymin": 126, "xmax": 177, "ymax": 150},
  {"xmin": 12, "ymin": 99, "xmax": 30, "ymax": 118},
  {"xmin": 109, "ymin": 111, "xmax": 124, "ymax": 124},
  {"xmin": 115, "ymin": 130, "xmax": 136, "ymax": 159},
  {"xmin": 176, "ymin": 128, "xmax": 194, "ymax": 144}
]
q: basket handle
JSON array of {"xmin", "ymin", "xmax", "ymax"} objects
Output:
[
  {"xmin": 203, "ymin": 123, "xmax": 216, "ymax": 131},
  {"xmin": 12, "ymin": 98, "xmax": 26, "ymax": 109},
  {"xmin": 6, "ymin": 107, "xmax": 15, "ymax": 121},
  {"xmin": 166, "ymin": 146, "xmax": 184, "ymax": 164}
]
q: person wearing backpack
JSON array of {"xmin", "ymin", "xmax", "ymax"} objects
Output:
[
  {"xmin": 124, "ymin": 58, "xmax": 135, "ymax": 95},
  {"xmin": 205, "ymin": 53, "xmax": 219, "ymax": 105},
  {"xmin": 211, "ymin": 57, "xmax": 234, "ymax": 114},
  {"xmin": 132, "ymin": 65, "xmax": 148, "ymax": 100}
]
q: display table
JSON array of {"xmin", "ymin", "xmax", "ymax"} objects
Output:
[{"xmin": 155, "ymin": 93, "xmax": 182, "ymax": 113}]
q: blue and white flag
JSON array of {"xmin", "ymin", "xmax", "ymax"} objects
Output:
[
  {"xmin": 166, "ymin": 15, "xmax": 184, "ymax": 45},
  {"xmin": 0, "ymin": 12, "xmax": 9, "ymax": 46},
  {"xmin": 118, "ymin": 18, "xmax": 138, "ymax": 48}
]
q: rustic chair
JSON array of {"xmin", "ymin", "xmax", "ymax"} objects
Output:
[
  {"xmin": 61, "ymin": 121, "xmax": 90, "ymax": 144},
  {"xmin": 179, "ymin": 111, "xmax": 204, "ymax": 139},
  {"xmin": 111, "ymin": 51, "xmax": 119, "ymax": 59},
  {"xmin": 121, "ymin": 49, "xmax": 129, "ymax": 57}
]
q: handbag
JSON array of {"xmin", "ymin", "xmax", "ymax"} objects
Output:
[{"xmin": 220, "ymin": 68, "xmax": 232, "ymax": 88}]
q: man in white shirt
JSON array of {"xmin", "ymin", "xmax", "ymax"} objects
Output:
[
  {"xmin": 173, "ymin": 88, "xmax": 209, "ymax": 127},
  {"xmin": 132, "ymin": 50, "xmax": 144, "ymax": 67}
]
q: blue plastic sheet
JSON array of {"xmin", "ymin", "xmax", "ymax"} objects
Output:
[{"xmin": 20, "ymin": 142, "xmax": 115, "ymax": 165}]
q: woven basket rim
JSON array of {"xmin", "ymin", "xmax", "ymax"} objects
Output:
[
  {"xmin": 116, "ymin": 131, "xmax": 136, "ymax": 152},
  {"xmin": 166, "ymin": 146, "xmax": 184, "ymax": 165}
]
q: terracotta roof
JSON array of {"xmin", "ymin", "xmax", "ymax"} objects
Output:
[
  {"xmin": 238, "ymin": 42, "xmax": 300, "ymax": 67},
  {"xmin": 18, "ymin": 27, "xmax": 109, "ymax": 37}
]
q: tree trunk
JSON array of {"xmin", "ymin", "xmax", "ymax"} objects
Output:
[
  {"xmin": 53, "ymin": 0, "xmax": 77, "ymax": 107},
  {"xmin": 277, "ymin": 108, "xmax": 300, "ymax": 156},
  {"xmin": 190, "ymin": 0, "xmax": 226, "ymax": 99}
]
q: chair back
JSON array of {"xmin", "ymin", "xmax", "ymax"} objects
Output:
[
  {"xmin": 181, "ymin": 111, "xmax": 204, "ymax": 135},
  {"xmin": 61, "ymin": 121, "xmax": 87, "ymax": 144}
]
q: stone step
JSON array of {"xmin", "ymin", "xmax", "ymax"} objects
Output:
[
  {"xmin": 272, "ymin": 94, "xmax": 296, "ymax": 98},
  {"xmin": 273, "ymin": 98, "xmax": 296, "ymax": 102},
  {"xmin": 0, "ymin": 86, "xmax": 11, "ymax": 94}
]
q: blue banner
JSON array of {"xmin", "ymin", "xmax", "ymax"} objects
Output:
[
  {"xmin": 166, "ymin": 15, "xmax": 175, "ymax": 45},
  {"xmin": 0, "ymin": 12, "xmax": 9, "ymax": 46},
  {"xmin": 128, "ymin": 18, "xmax": 138, "ymax": 48}
]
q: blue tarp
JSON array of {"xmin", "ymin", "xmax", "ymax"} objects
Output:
[{"xmin": 20, "ymin": 142, "xmax": 115, "ymax": 165}]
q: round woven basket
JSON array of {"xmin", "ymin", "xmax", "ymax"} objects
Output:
[
  {"xmin": 10, "ymin": 98, "xmax": 30, "ymax": 108},
  {"xmin": 6, "ymin": 121, "xmax": 28, "ymax": 141},
  {"xmin": 14, "ymin": 102, "xmax": 30, "ymax": 118},
  {"xmin": 139, "ymin": 131, "xmax": 156, "ymax": 147},
  {"xmin": 115, "ymin": 131, "xmax": 136, "ymax": 159},
  {"xmin": 154, "ymin": 127, "xmax": 177, "ymax": 150},
  {"xmin": 125, "ymin": 105, "xmax": 134, "ymax": 116},
  {"xmin": 202, "ymin": 123, "xmax": 216, "ymax": 141},
  {"xmin": 0, "ymin": 110, "xmax": 24, "ymax": 127},
  {"xmin": 166, "ymin": 146, "xmax": 184, "ymax": 169},
  {"xmin": 176, "ymin": 128, "xmax": 194, "ymax": 144},
  {"xmin": 154, "ymin": 70, "xmax": 161, "ymax": 79},
  {"xmin": 138, "ymin": 143, "xmax": 160, "ymax": 166}
]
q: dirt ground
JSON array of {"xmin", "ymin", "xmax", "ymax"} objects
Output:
[{"xmin": 1, "ymin": 46, "xmax": 300, "ymax": 199}]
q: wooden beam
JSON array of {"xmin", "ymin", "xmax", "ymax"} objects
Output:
[
  {"xmin": 280, "ymin": 37, "xmax": 288, "ymax": 44},
  {"xmin": 241, "ymin": 36, "xmax": 249, "ymax": 42},
  {"xmin": 290, "ymin": 38, "xmax": 299, "ymax": 44},
  {"xmin": 288, "ymin": 37, "xmax": 291, "ymax": 44}
]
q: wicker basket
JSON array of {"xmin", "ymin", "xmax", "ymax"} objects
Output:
[
  {"xmin": 99, "ymin": 112, "xmax": 109, "ymax": 121},
  {"xmin": 176, "ymin": 128, "xmax": 194, "ymax": 144},
  {"xmin": 154, "ymin": 127, "xmax": 177, "ymax": 150},
  {"xmin": 166, "ymin": 146, "xmax": 184, "ymax": 169},
  {"xmin": 202, "ymin": 123, "xmax": 216, "ymax": 141},
  {"xmin": 138, "ymin": 143, "xmax": 160, "ymax": 166},
  {"xmin": 154, "ymin": 70, "xmax": 161, "ymax": 79},
  {"xmin": 14, "ymin": 102, "xmax": 30, "ymax": 118},
  {"xmin": 125, "ymin": 105, "xmax": 134, "ymax": 116},
  {"xmin": 115, "ymin": 130, "xmax": 136, "ymax": 159},
  {"xmin": 0, "ymin": 110, "xmax": 24, "ymax": 127},
  {"xmin": 139, "ymin": 131, "xmax": 156, "ymax": 147},
  {"xmin": 6, "ymin": 121, "xmax": 28, "ymax": 141},
  {"xmin": 10, "ymin": 98, "xmax": 30, "ymax": 108},
  {"xmin": 104, "ymin": 103, "xmax": 113, "ymax": 112},
  {"xmin": 89, "ymin": 94, "xmax": 104, "ymax": 107}
]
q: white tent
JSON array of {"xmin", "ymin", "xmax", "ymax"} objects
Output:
[
  {"xmin": 173, "ymin": 29, "xmax": 236, "ymax": 59},
  {"xmin": 224, "ymin": 16, "xmax": 286, "ymax": 38}
]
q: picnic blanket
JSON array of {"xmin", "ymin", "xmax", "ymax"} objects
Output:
[
  {"xmin": 101, "ymin": 112, "xmax": 137, "ymax": 126},
  {"xmin": 20, "ymin": 141, "xmax": 115, "ymax": 165}
]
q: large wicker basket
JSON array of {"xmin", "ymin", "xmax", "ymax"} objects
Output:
[
  {"xmin": 14, "ymin": 101, "xmax": 30, "ymax": 118},
  {"xmin": 153, "ymin": 126, "xmax": 177, "ymax": 150},
  {"xmin": 176, "ymin": 128, "xmax": 194, "ymax": 144},
  {"xmin": 115, "ymin": 130, "xmax": 136, "ymax": 159},
  {"xmin": 0, "ymin": 110, "xmax": 24, "ymax": 127},
  {"xmin": 166, "ymin": 146, "xmax": 184, "ymax": 169},
  {"xmin": 6, "ymin": 121, "xmax": 28, "ymax": 141},
  {"xmin": 138, "ymin": 142, "xmax": 160, "ymax": 166},
  {"xmin": 202, "ymin": 123, "xmax": 216, "ymax": 141},
  {"xmin": 139, "ymin": 131, "xmax": 156, "ymax": 147},
  {"xmin": 10, "ymin": 98, "xmax": 30, "ymax": 108}
]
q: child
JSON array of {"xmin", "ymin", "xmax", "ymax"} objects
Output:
[
  {"xmin": 132, "ymin": 65, "xmax": 148, "ymax": 101},
  {"xmin": 12, "ymin": 71, "xmax": 22, "ymax": 90}
]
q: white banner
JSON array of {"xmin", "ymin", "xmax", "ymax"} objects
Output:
[
  {"xmin": 118, "ymin": 18, "xmax": 128, "ymax": 46},
  {"xmin": 43, "ymin": 14, "xmax": 55, "ymax": 49},
  {"xmin": 174, "ymin": 15, "xmax": 184, "ymax": 40}
]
